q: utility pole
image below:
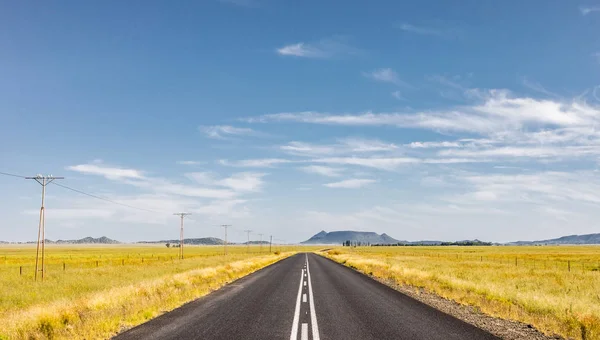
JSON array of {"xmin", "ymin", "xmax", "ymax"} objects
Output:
[
  {"xmin": 258, "ymin": 233, "xmax": 263, "ymax": 253},
  {"xmin": 173, "ymin": 213, "xmax": 191, "ymax": 260},
  {"xmin": 269, "ymin": 235, "xmax": 273, "ymax": 253},
  {"xmin": 221, "ymin": 225, "xmax": 231, "ymax": 255},
  {"xmin": 243, "ymin": 230, "xmax": 252, "ymax": 253},
  {"xmin": 26, "ymin": 174, "xmax": 64, "ymax": 282}
]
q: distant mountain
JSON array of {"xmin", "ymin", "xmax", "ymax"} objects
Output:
[
  {"xmin": 302, "ymin": 230, "xmax": 403, "ymax": 245},
  {"xmin": 508, "ymin": 233, "xmax": 600, "ymax": 245},
  {"xmin": 140, "ymin": 237, "xmax": 225, "ymax": 245},
  {"xmin": 54, "ymin": 236, "xmax": 121, "ymax": 244}
]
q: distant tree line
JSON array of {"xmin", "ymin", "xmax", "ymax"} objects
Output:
[
  {"xmin": 370, "ymin": 241, "xmax": 493, "ymax": 246},
  {"xmin": 342, "ymin": 240, "xmax": 371, "ymax": 247}
]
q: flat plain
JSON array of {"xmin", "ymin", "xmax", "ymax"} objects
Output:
[
  {"xmin": 0, "ymin": 244, "xmax": 301, "ymax": 339},
  {"xmin": 324, "ymin": 246, "xmax": 600, "ymax": 340}
]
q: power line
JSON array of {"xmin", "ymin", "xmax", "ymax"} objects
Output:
[
  {"xmin": 51, "ymin": 182, "xmax": 167, "ymax": 214},
  {"xmin": 0, "ymin": 171, "xmax": 27, "ymax": 178}
]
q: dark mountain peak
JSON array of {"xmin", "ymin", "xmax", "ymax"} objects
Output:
[{"xmin": 302, "ymin": 230, "xmax": 401, "ymax": 245}]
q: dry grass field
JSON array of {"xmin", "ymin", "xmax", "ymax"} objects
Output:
[
  {"xmin": 0, "ymin": 244, "xmax": 303, "ymax": 339},
  {"xmin": 323, "ymin": 246, "xmax": 600, "ymax": 340}
]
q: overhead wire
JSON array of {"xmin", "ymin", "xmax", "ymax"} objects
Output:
[
  {"xmin": 51, "ymin": 181, "xmax": 169, "ymax": 215},
  {"xmin": 0, "ymin": 171, "xmax": 27, "ymax": 179},
  {"xmin": 3, "ymin": 170, "xmax": 270, "ymax": 238}
]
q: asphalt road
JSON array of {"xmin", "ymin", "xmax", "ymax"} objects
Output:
[{"xmin": 115, "ymin": 253, "xmax": 499, "ymax": 340}]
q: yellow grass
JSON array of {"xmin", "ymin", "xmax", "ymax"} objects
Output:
[
  {"xmin": 0, "ymin": 244, "xmax": 307, "ymax": 339},
  {"xmin": 322, "ymin": 246, "xmax": 600, "ymax": 340}
]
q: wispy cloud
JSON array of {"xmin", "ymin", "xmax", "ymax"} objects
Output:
[
  {"xmin": 176, "ymin": 160, "xmax": 204, "ymax": 165},
  {"xmin": 398, "ymin": 23, "xmax": 443, "ymax": 36},
  {"xmin": 392, "ymin": 91, "xmax": 406, "ymax": 101},
  {"xmin": 219, "ymin": 0, "xmax": 258, "ymax": 7},
  {"xmin": 521, "ymin": 77, "xmax": 560, "ymax": 98},
  {"xmin": 300, "ymin": 165, "xmax": 344, "ymax": 177},
  {"xmin": 579, "ymin": 6, "xmax": 600, "ymax": 15},
  {"xmin": 66, "ymin": 164, "xmax": 145, "ymax": 180},
  {"xmin": 397, "ymin": 22, "xmax": 463, "ymax": 40},
  {"xmin": 187, "ymin": 171, "xmax": 266, "ymax": 192},
  {"xmin": 276, "ymin": 37, "xmax": 359, "ymax": 59},
  {"xmin": 199, "ymin": 125, "xmax": 260, "ymax": 139},
  {"xmin": 280, "ymin": 138, "xmax": 398, "ymax": 157},
  {"xmin": 363, "ymin": 68, "xmax": 410, "ymax": 87},
  {"xmin": 247, "ymin": 90, "xmax": 599, "ymax": 134},
  {"xmin": 324, "ymin": 178, "xmax": 376, "ymax": 189},
  {"xmin": 67, "ymin": 163, "xmax": 236, "ymax": 199},
  {"xmin": 219, "ymin": 158, "xmax": 293, "ymax": 168}
]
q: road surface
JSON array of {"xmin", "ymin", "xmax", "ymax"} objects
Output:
[{"xmin": 115, "ymin": 253, "xmax": 499, "ymax": 340}]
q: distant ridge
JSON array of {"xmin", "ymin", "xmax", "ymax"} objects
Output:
[{"xmin": 508, "ymin": 233, "xmax": 600, "ymax": 245}]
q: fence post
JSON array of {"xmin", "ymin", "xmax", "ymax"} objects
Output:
[
  {"xmin": 480, "ymin": 256, "xmax": 482, "ymax": 262},
  {"xmin": 63, "ymin": 262, "xmax": 66, "ymax": 271},
  {"xmin": 515, "ymin": 257, "xmax": 518, "ymax": 266},
  {"xmin": 142, "ymin": 258, "xmax": 144, "ymax": 263},
  {"xmin": 568, "ymin": 260, "xmax": 571, "ymax": 272},
  {"xmin": 96, "ymin": 260, "xmax": 99, "ymax": 267},
  {"xmin": 20, "ymin": 266, "xmax": 22, "ymax": 276}
]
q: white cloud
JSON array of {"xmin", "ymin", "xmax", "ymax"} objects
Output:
[
  {"xmin": 408, "ymin": 141, "xmax": 462, "ymax": 148},
  {"xmin": 363, "ymin": 68, "xmax": 409, "ymax": 87},
  {"xmin": 580, "ymin": 6, "xmax": 600, "ymax": 15},
  {"xmin": 67, "ymin": 163, "xmax": 236, "ymax": 199},
  {"xmin": 216, "ymin": 172, "xmax": 266, "ymax": 192},
  {"xmin": 399, "ymin": 23, "xmax": 443, "ymax": 36},
  {"xmin": 248, "ymin": 90, "xmax": 600, "ymax": 136},
  {"xmin": 300, "ymin": 165, "xmax": 343, "ymax": 177},
  {"xmin": 324, "ymin": 179, "xmax": 376, "ymax": 189},
  {"xmin": 521, "ymin": 77, "xmax": 560, "ymax": 98},
  {"xmin": 276, "ymin": 43, "xmax": 329, "ymax": 58},
  {"xmin": 199, "ymin": 125, "xmax": 259, "ymax": 139},
  {"xmin": 219, "ymin": 158, "xmax": 293, "ymax": 167},
  {"xmin": 66, "ymin": 164, "xmax": 145, "ymax": 180},
  {"xmin": 276, "ymin": 37, "xmax": 359, "ymax": 59},
  {"xmin": 176, "ymin": 160, "xmax": 204, "ymax": 165},
  {"xmin": 281, "ymin": 141, "xmax": 336, "ymax": 156},
  {"xmin": 280, "ymin": 138, "xmax": 398, "ymax": 157},
  {"xmin": 339, "ymin": 138, "xmax": 398, "ymax": 152},
  {"xmin": 392, "ymin": 91, "xmax": 406, "ymax": 100},
  {"xmin": 185, "ymin": 172, "xmax": 266, "ymax": 193},
  {"xmin": 314, "ymin": 157, "xmax": 419, "ymax": 170}
]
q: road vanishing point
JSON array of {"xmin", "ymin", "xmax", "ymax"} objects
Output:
[{"xmin": 115, "ymin": 253, "xmax": 499, "ymax": 340}]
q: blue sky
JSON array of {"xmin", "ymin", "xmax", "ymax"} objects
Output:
[{"xmin": 2, "ymin": 0, "xmax": 600, "ymax": 243}]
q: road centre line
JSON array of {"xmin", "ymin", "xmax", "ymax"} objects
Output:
[{"xmin": 306, "ymin": 254, "xmax": 321, "ymax": 340}]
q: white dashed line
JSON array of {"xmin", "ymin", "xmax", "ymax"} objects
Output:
[
  {"xmin": 301, "ymin": 323, "xmax": 308, "ymax": 340},
  {"xmin": 303, "ymin": 293, "xmax": 307, "ymax": 303}
]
